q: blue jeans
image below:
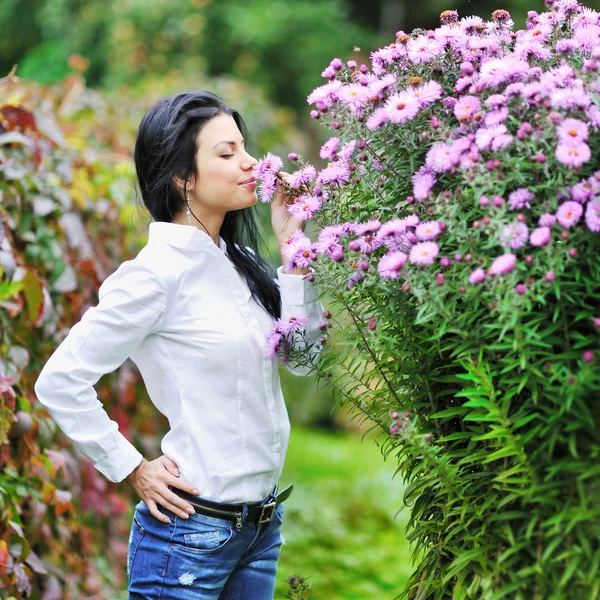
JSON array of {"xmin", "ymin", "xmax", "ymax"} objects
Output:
[{"xmin": 127, "ymin": 496, "xmax": 285, "ymax": 599}]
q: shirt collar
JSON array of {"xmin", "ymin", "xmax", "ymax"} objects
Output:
[{"xmin": 149, "ymin": 222, "xmax": 228, "ymax": 255}]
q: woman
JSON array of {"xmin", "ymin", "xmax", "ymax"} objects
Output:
[{"xmin": 34, "ymin": 91, "xmax": 324, "ymax": 599}]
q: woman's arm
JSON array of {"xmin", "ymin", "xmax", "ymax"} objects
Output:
[
  {"xmin": 276, "ymin": 265, "xmax": 325, "ymax": 376},
  {"xmin": 34, "ymin": 260, "xmax": 167, "ymax": 483}
]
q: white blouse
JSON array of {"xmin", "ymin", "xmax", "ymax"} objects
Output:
[{"xmin": 34, "ymin": 222, "xmax": 324, "ymax": 503}]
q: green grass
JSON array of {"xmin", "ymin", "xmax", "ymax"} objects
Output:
[{"xmin": 275, "ymin": 426, "xmax": 413, "ymax": 600}]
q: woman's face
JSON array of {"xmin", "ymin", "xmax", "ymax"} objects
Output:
[{"xmin": 190, "ymin": 113, "xmax": 259, "ymax": 216}]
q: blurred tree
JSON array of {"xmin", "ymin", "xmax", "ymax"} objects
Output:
[{"xmin": 2, "ymin": 0, "xmax": 378, "ymax": 114}]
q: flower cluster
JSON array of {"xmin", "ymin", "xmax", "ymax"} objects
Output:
[
  {"xmin": 265, "ymin": 313, "xmax": 310, "ymax": 363},
  {"xmin": 252, "ymin": 0, "xmax": 599, "ymax": 298}
]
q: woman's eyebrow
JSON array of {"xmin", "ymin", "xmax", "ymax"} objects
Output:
[{"xmin": 212, "ymin": 139, "xmax": 245, "ymax": 149}]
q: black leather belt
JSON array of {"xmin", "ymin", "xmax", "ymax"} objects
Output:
[{"xmin": 171, "ymin": 484, "xmax": 293, "ymax": 530}]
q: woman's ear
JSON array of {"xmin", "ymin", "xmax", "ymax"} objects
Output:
[{"xmin": 172, "ymin": 176, "xmax": 187, "ymax": 198}]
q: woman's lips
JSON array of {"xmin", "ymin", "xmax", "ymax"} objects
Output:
[{"xmin": 239, "ymin": 178, "xmax": 257, "ymax": 189}]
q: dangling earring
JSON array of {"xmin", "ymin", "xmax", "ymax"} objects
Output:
[{"xmin": 185, "ymin": 187, "xmax": 192, "ymax": 224}]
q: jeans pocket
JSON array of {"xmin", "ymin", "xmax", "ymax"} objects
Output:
[
  {"xmin": 127, "ymin": 514, "xmax": 145, "ymax": 576},
  {"xmin": 175, "ymin": 516, "xmax": 236, "ymax": 555}
]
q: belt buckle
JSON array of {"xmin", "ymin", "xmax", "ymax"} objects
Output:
[{"xmin": 258, "ymin": 501, "xmax": 277, "ymax": 524}]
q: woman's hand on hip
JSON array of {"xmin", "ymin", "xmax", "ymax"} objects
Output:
[{"xmin": 125, "ymin": 455, "xmax": 199, "ymax": 523}]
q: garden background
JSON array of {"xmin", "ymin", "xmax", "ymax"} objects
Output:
[{"xmin": 1, "ymin": 0, "xmax": 598, "ymax": 598}]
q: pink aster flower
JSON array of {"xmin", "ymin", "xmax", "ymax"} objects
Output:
[
  {"xmin": 425, "ymin": 143, "xmax": 461, "ymax": 173},
  {"xmin": 556, "ymin": 201, "xmax": 583, "ymax": 227},
  {"xmin": 357, "ymin": 234, "xmax": 384, "ymax": 255},
  {"xmin": 265, "ymin": 331, "xmax": 283, "ymax": 360},
  {"xmin": 557, "ymin": 118, "xmax": 589, "ymax": 144},
  {"xmin": 258, "ymin": 171, "xmax": 278, "ymax": 203},
  {"xmin": 384, "ymin": 91, "xmax": 420, "ymax": 124},
  {"xmin": 415, "ymin": 221, "xmax": 441, "ymax": 241},
  {"xmin": 500, "ymin": 222, "xmax": 529, "ymax": 249},
  {"xmin": 254, "ymin": 153, "xmax": 283, "ymax": 179},
  {"xmin": 530, "ymin": 226, "xmax": 551, "ymax": 246},
  {"xmin": 320, "ymin": 137, "xmax": 340, "ymax": 160},
  {"xmin": 367, "ymin": 108, "xmax": 389, "ymax": 131},
  {"xmin": 484, "ymin": 107, "xmax": 509, "ymax": 127},
  {"xmin": 407, "ymin": 35, "xmax": 444, "ymax": 64},
  {"xmin": 281, "ymin": 229, "xmax": 311, "ymax": 259},
  {"xmin": 508, "ymin": 188, "xmax": 534, "ymax": 210},
  {"xmin": 539, "ymin": 213, "xmax": 556, "ymax": 227},
  {"xmin": 409, "ymin": 242, "xmax": 440, "ymax": 265},
  {"xmin": 280, "ymin": 313, "xmax": 309, "ymax": 336},
  {"xmin": 585, "ymin": 200, "xmax": 600, "ymax": 232},
  {"xmin": 414, "ymin": 81, "xmax": 443, "ymax": 106},
  {"xmin": 287, "ymin": 194, "xmax": 322, "ymax": 221},
  {"xmin": 338, "ymin": 83, "xmax": 369, "ymax": 108},
  {"xmin": 469, "ymin": 268, "xmax": 487, "ymax": 284},
  {"xmin": 316, "ymin": 163, "xmax": 350, "ymax": 186},
  {"xmin": 307, "ymin": 81, "xmax": 342, "ymax": 107},
  {"xmin": 286, "ymin": 165, "xmax": 316, "ymax": 189},
  {"xmin": 489, "ymin": 253, "xmax": 517, "ymax": 276},
  {"xmin": 454, "ymin": 95, "xmax": 481, "ymax": 121},
  {"xmin": 377, "ymin": 251, "xmax": 408, "ymax": 279},
  {"xmin": 355, "ymin": 219, "xmax": 381, "ymax": 235},
  {"xmin": 555, "ymin": 142, "xmax": 592, "ymax": 168},
  {"xmin": 412, "ymin": 168, "xmax": 436, "ymax": 200},
  {"xmin": 475, "ymin": 124, "xmax": 511, "ymax": 151}
]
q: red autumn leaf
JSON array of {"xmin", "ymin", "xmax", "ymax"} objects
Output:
[{"xmin": 0, "ymin": 106, "xmax": 37, "ymax": 133}]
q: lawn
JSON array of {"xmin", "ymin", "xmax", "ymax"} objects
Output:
[{"xmin": 275, "ymin": 426, "xmax": 412, "ymax": 600}]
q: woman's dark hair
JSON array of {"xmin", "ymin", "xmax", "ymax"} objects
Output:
[{"xmin": 134, "ymin": 90, "xmax": 281, "ymax": 320}]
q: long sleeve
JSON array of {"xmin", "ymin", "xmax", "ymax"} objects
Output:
[
  {"xmin": 34, "ymin": 260, "xmax": 167, "ymax": 483},
  {"xmin": 276, "ymin": 265, "xmax": 325, "ymax": 376}
]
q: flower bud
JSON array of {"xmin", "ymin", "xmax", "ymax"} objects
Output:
[
  {"xmin": 545, "ymin": 271, "xmax": 555, "ymax": 281},
  {"xmin": 516, "ymin": 283, "xmax": 526, "ymax": 295},
  {"xmin": 288, "ymin": 152, "xmax": 298, "ymax": 161},
  {"xmin": 436, "ymin": 273, "xmax": 445, "ymax": 285},
  {"xmin": 568, "ymin": 247, "xmax": 577, "ymax": 257},
  {"xmin": 582, "ymin": 351, "xmax": 594, "ymax": 363},
  {"xmin": 493, "ymin": 195, "xmax": 503, "ymax": 207},
  {"xmin": 310, "ymin": 110, "xmax": 320, "ymax": 120}
]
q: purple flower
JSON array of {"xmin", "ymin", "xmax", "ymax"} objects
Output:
[
  {"xmin": 415, "ymin": 221, "xmax": 441, "ymax": 241},
  {"xmin": 407, "ymin": 35, "xmax": 444, "ymax": 64},
  {"xmin": 287, "ymin": 194, "xmax": 322, "ymax": 221},
  {"xmin": 454, "ymin": 95, "xmax": 481, "ymax": 121},
  {"xmin": 508, "ymin": 188, "xmax": 534, "ymax": 210},
  {"xmin": 489, "ymin": 254, "xmax": 517, "ymax": 276},
  {"xmin": 384, "ymin": 91, "xmax": 420, "ymax": 124},
  {"xmin": 475, "ymin": 124, "xmax": 512, "ymax": 151},
  {"xmin": 530, "ymin": 226, "xmax": 551, "ymax": 246},
  {"xmin": 469, "ymin": 268, "xmax": 486, "ymax": 284},
  {"xmin": 367, "ymin": 108, "xmax": 389, "ymax": 131},
  {"xmin": 585, "ymin": 200, "xmax": 600, "ymax": 232},
  {"xmin": 355, "ymin": 219, "xmax": 381, "ymax": 235},
  {"xmin": 254, "ymin": 152, "xmax": 283, "ymax": 179},
  {"xmin": 555, "ymin": 142, "xmax": 592, "ymax": 168},
  {"xmin": 556, "ymin": 201, "xmax": 583, "ymax": 228},
  {"xmin": 409, "ymin": 242, "xmax": 440, "ymax": 265},
  {"xmin": 426, "ymin": 143, "xmax": 461, "ymax": 173},
  {"xmin": 280, "ymin": 313, "xmax": 309, "ymax": 336},
  {"xmin": 320, "ymin": 137, "xmax": 340, "ymax": 160},
  {"xmin": 377, "ymin": 251, "xmax": 407, "ymax": 279},
  {"xmin": 286, "ymin": 165, "xmax": 317, "ymax": 189},
  {"xmin": 265, "ymin": 331, "xmax": 283, "ymax": 360},
  {"xmin": 316, "ymin": 163, "xmax": 350, "ymax": 186},
  {"xmin": 556, "ymin": 118, "xmax": 589, "ymax": 143},
  {"xmin": 500, "ymin": 222, "xmax": 529, "ymax": 249},
  {"xmin": 258, "ymin": 171, "xmax": 277, "ymax": 203},
  {"xmin": 358, "ymin": 234, "xmax": 384, "ymax": 254},
  {"xmin": 414, "ymin": 81, "xmax": 443, "ymax": 106},
  {"xmin": 539, "ymin": 213, "xmax": 556, "ymax": 227},
  {"xmin": 412, "ymin": 168, "xmax": 436, "ymax": 200}
]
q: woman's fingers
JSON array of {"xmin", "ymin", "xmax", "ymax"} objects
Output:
[
  {"xmin": 159, "ymin": 455, "xmax": 180, "ymax": 477},
  {"xmin": 146, "ymin": 498, "xmax": 171, "ymax": 524},
  {"xmin": 157, "ymin": 492, "xmax": 194, "ymax": 520}
]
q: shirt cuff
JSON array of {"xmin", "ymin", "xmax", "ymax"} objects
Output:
[
  {"xmin": 93, "ymin": 436, "xmax": 145, "ymax": 484},
  {"xmin": 277, "ymin": 265, "xmax": 320, "ymax": 304}
]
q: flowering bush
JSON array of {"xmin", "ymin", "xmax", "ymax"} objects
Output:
[{"xmin": 258, "ymin": 1, "xmax": 600, "ymax": 597}]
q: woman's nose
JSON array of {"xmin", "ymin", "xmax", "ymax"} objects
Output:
[{"xmin": 242, "ymin": 153, "xmax": 258, "ymax": 170}]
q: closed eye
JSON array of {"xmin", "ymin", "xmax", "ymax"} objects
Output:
[{"xmin": 221, "ymin": 154, "xmax": 234, "ymax": 159}]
